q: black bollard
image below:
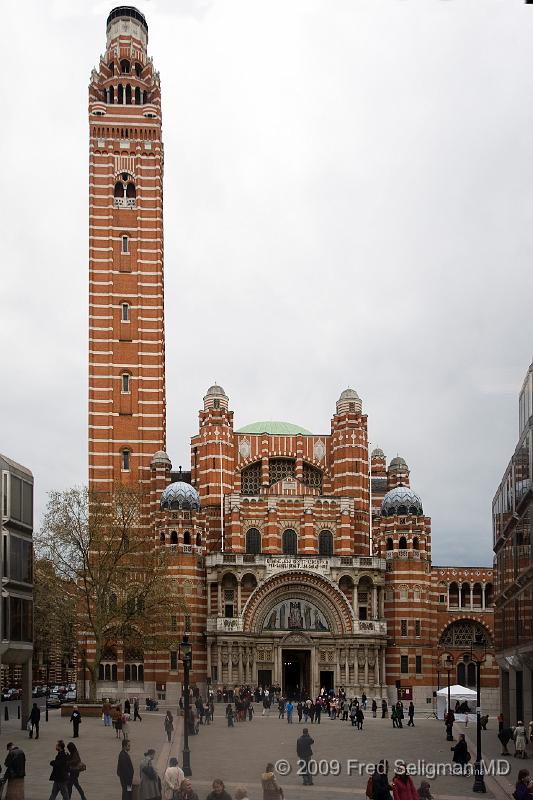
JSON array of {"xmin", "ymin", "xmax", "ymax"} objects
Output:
[
  {"xmin": 4, "ymin": 705, "xmax": 8, "ymax": 721},
  {"xmin": 17, "ymin": 705, "xmax": 20, "ymax": 719}
]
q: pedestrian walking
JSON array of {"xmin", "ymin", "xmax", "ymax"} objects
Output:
[
  {"xmin": 133, "ymin": 698, "xmax": 142, "ymax": 722},
  {"xmin": 381, "ymin": 699, "xmax": 388, "ymax": 719},
  {"xmin": 122, "ymin": 711, "xmax": 131, "ymax": 740},
  {"xmin": 124, "ymin": 699, "xmax": 131, "ymax": 716},
  {"xmin": 102, "ymin": 699, "xmax": 112, "ymax": 727},
  {"xmin": 162, "ymin": 757, "xmax": 184, "ymax": 800},
  {"xmin": 362, "ymin": 692, "xmax": 367, "ymax": 710},
  {"xmin": 451, "ymin": 734, "xmax": 471, "ymax": 773},
  {"xmin": 70, "ymin": 706, "xmax": 82, "ymax": 739},
  {"xmin": 407, "ymin": 702, "xmax": 415, "ymax": 727},
  {"xmin": 226, "ymin": 704, "xmax": 234, "ymax": 727},
  {"xmin": 4, "ymin": 742, "xmax": 26, "ymax": 800},
  {"xmin": 297, "ymin": 727, "xmax": 315, "ymax": 787},
  {"xmin": 396, "ymin": 702, "xmax": 404, "ymax": 729},
  {"xmin": 445, "ymin": 709, "xmax": 455, "ymax": 741},
  {"xmin": 278, "ymin": 698, "xmax": 286, "ymax": 719},
  {"xmin": 66, "ymin": 742, "xmax": 87, "ymax": 800},
  {"xmin": 372, "ymin": 699, "xmax": 377, "ymax": 719},
  {"xmin": 262, "ymin": 696, "xmax": 270, "ymax": 717},
  {"xmin": 315, "ymin": 701, "xmax": 321, "ymax": 724},
  {"xmin": 497, "ymin": 713, "xmax": 504, "ymax": 734},
  {"xmin": 247, "ymin": 703, "xmax": 254, "ymax": 722},
  {"xmin": 117, "ymin": 739, "xmax": 134, "ymax": 800},
  {"xmin": 139, "ymin": 749, "xmax": 160, "ymax": 800},
  {"xmin": 164, "ymin": 711, "xmax": 174, "ymax": 743},
  {"xmin": 206, "ymin": 778, "xmax": 232, "ymax": 800},
  {"xmin": 498, "ymin": 726, "xmax": 514, "ymax": 756},
  {"xmin": 392, "ymin": 763, "xmax": 418, "ymax": 800},
  {"xmin": 297, "ymin": 701, "xmax": 303, "ymax": 723},
  {"xmin": 372, "ymin": 760, "xmax": 392, "ymax": 800},
  {"xmin": 286, "ymin": 701, "xmax": 293, "ymax": 723},
  {"xmin": 391, "ymin": 705, "xmax": 398, "ymax": 728},
  {"xmin": 113, "ymin": 706, "xmax": 123, "ymax": 739},
  {"xmin": 48, "ymin": 740, "xmax": 70, "ymax": 800},
  {"xmin": 29, "ymin": 702, "xmax": 41, "ymax": 739},
  {"xmin": 356, "ymin": 707, "xmax": 364, "ymax": 730},
  {"xmin": 261, "ymin": 763, "xmax": 284, "ymax": 799},
  {"xmin": 515, "ymin": 722, "xmax": 528, "ymax": 759}
]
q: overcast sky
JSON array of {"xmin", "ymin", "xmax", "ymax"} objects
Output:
[{"xmin": 2, "ymin": 0, "xmax": 532, "ymax": 566}]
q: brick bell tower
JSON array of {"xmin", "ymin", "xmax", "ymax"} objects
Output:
[{"xmin": 88, "ymin": 6, "xmax": 165, "ymax": 490}]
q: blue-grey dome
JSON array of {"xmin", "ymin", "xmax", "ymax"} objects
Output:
[
  {"xmin": 381, "ymin": 485, "xmax": 423, "ymax": 517},
  {"xmin": 160, "ymin": 482, "xmax": 200, "ymax": 512},
  {"xmin": 389, "ymin": 456, "xmax": 408, "ymax": 471}
]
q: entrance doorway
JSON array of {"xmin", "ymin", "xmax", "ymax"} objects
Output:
[
  {"xmin": 319, "ymin": 670, "xmax": 334, "ymax": 693},
  {"xmin": 282, "ymin": 650, "xmax": 310, "ymax": 699},
  {"xmin": 258, "ymin": 669, "xmax": 272, "ymax": 689}
]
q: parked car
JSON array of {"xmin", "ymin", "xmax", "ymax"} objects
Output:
[
  {"xmin": 47, "ymin": 693, "xmax": 63, "ymax": 709},
  {"xmin": 65, "ymin": 690, "xmax": 76, "ymax": 701}
]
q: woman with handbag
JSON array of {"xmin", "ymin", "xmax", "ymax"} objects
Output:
[
  {"xmin": 139, "ymin": 749, "xmax": 161, "ymax": 800},
  {"xmin": 66, "ymin": 742, "xmax": 87, "ymax": 800},
  {"xmin": 261, "ymin": 763, "xmax": 284, "ymax": 800},
  {"xmin": 162, "ymin": 758, "xmax": 183, "ymax": 800}
]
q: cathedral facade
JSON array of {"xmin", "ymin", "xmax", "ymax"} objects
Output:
[{"xmin": 87, "ymin": 7, "xmax": 499, "ymax": 712}]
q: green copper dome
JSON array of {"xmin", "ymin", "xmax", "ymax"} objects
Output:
[{"xmin": 236, "ymin": 421, "xmax": 312, "ymax": 435}]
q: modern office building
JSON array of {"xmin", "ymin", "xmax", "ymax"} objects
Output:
[
  {"xmin": 0, "ymin": 454, "xmax": 34, "ymax": 727},
  {"xmin": 493, "ymin": 358, "xmax": 533, "ymax": 724}
]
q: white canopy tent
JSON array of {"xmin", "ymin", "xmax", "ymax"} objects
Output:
[{"xmin": 436, "ymin": 684, "xmax": 478, "ymax": 720}]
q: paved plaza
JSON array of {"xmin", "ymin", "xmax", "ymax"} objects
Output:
[{"xmin": 0, "ymin": 706, "xmax": 521, "ymax": 799}]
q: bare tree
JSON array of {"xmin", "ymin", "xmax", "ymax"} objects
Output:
[
  {"xmin": 33, "ymin": 558, "xmax": 77, "ymax": 684},
  {"xmin": 36, "ymin": 483, "xmax": 185, "ymax": 700}
]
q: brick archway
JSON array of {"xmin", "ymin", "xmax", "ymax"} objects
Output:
[{"xmin": 241, "ymin": 571, "xmax": 354, "ymax": 635}]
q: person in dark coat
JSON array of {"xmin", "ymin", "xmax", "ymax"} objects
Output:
[
  {"xmin": 205, "ymin": 778, "xmax": 232, "ymax": 800},
  {"xmin": 124, "ymin": 698, "xmax": 131, "ymax": 716},
  {"xmin": 451, "ymin": 734, "xmax": 471, "ymax": 773},
  {"xmin": 445, "ymin": 709, "xmax": 455, "ymax": 741},
  {"xmin": 70, "ymin": 706, "xmax": 82, "ymax": 738},
  {"xmin": 117, "ymin": 739, "xmax": 134, "ymax": 800},
  {"xmin": 49, "ymin": 740, "xmax": 70, "ymax": 800},
  {"xmin": 356, "ymin": 707, "xmax": 364, "ymax": 730},
  {"xmin": 498, "ymin": 726, "xmax": 514, "ymax": 756},
  {"xmin": 315, "ymin": 701, "xmax": 322, "ymax": 724},
  {"xmin": 4, "ymin": 742, "xmax": 26, "ymax": 799},
  {"xmin": 29, "ymin": 702, "xmax": 41, "ymax": 739},
  {"xmin": 514, "ymin": 769, "xmax": 533, "ymax": 800},
  {"xmin": 297, "ymin": 728, "xmax": 315, "ymax": 786},
  {"xmin": 67, "ymin": 742, "xmax": 87, "ymax": 800},
  {"xmin": 407, "ymin": 702, "xmax": 415, "ymax": 727},
  {"xmin": 372, "ymin": 760, "xmax": 393, "ymax": 800}
]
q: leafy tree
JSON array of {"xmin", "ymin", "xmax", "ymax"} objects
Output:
[{"xmin": 36, "ymin": 483, "xmax": 185, "ymax": 700}]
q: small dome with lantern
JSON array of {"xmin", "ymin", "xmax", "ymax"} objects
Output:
[
  {"xmin": 203, "ymin": 383, "xmax": 229, "ymax": 411},
  {"xmin": 380, "ymin": 485, "xmax": 423, "ymax": 517},
  {"xmin": 336, "ymin": 387, "xmax": 362, "ymax": 415},
  {"xmin": 160, "ymin": 482, "xmax": 201, "ymax": 512}
]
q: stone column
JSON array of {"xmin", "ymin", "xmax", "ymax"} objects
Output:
[
  {"xmin": 482, "ymin": 583, "xmax": 486, "ymax": 610},
  {"xmin": 207, "ymin": 582, "xmax": 212, "ymax": 615},
  {"xmin": 469, "ymin": 584, "xmax": 474, "ymax": 609},
  {"xmin": 218, "ymin": 583, "xmax": 222, "ymax": 616},
  {"xmin": 374, "ymin": 648, "xmax": 379, "ymax": 686},
  {"xmin": 364, "ymin": 647, "xmax": 369, "ymax": 687},
  {"xmin": 353, "ymin": 580, "xmax": 359, "ymax": 618},
  {"xmin": 381, "ymin": 649, "xmax": 387, "ymax": 693},
  {"xmin": 206, "ymin": 641, "xmax": 212, "ymax": 684},
  {"xmin": 354, "ymin": 647, "xmax": 359, "ymax": 686},
  {"xmin": 228, "ymin": 648, "xmax": 233, "ymax": 685},
  {"xmin": 372, "ymin": 586, "xmax": 378, "ymax": 619},
  {"xmin": 217, "ymin": 644, "xmax": 222, "ymax": 686},
  {"xmin": 237, "ymin": 580, "xmax": 242, "ymax": 616},
  {"xmin": 238, "ymin": 645, "xmax": 243, "ymax": 684}
]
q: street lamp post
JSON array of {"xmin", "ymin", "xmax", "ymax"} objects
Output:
[
  {"xmin": 464, "ymin": 634, "xmax": 487, "ymax": 794},
  {"xmin": 179, "ymin": 634, "xmax": 193, "ymax": 777}
]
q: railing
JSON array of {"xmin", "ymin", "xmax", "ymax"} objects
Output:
[
  {"xmin": 206, "ymin": 617, "xmax": 244, "ymax": 632},
  {"xmin": 113, "ymin": 197, "xmax": 136, "ymax": 208},
  {"xmin": 206, "ymin": 553, "xmax": 386, "ymax": 570},
  {"xmin": 353, "ymin": 619, "xmax": 387, "ymax": 634}
]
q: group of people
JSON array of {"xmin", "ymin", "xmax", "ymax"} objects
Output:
[
  {"xmin": 102, "ymin": 697, "xmax": 143, "ymax": 739},
  {"xmin": 497, "ymin": 716, "xmax": 533, "ymax": 759}
]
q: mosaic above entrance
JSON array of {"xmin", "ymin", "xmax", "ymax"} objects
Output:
[{"xmin": 263, "ymin": 599, "xmax": 330, "ymax": 632}]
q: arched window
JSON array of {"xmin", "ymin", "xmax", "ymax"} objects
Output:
[
  {"xmin": 134, "ymin": 87, "xmax": 141, "ymax": 105},
  {"xmin": 245, "ymin": 528, "xmax": 261, "ymax": 555},
  {"xmin": 118, "ymin": 84, "xmax": 124, "ymax": 104},
  {"xmin": 399, "ymin": 535, "xmax": 407, "ymax": 549},
  {"xmin": 108, "ymin": 62, "xmax": 115, "ymax": 75},
  {"xmin": 111, "ymin": 664, "xmax": 117, "ymax": 681},
  {"xmin": 485, "ymin": 583, "xmax": 493, "ymax": 606},
  {"xmin": 121, "ymin": 302, "xmax": 129, "ymax": 321},
  {"xmin": 196, "ymin": 532, "xmax": 201, "ymax": 547},
  {"xmin": 121, "ymin": 373, "xmax": 130, "ymax": 393},
  {"xmin": 413, "ymin": 536, "xmax": 419, "ymax": 550},
  {"xmin": 108, "ymin": 85, "xmax": 114, "ymax": 104},
  {"xmin": 120, "ymin": 59, "xmax": 130, "ymax": 74},
  {"xmin": 125, "ymin": 84, "xmax": 132, "ymax": 105},
  {"xmin": 467, "ymin": 662, "xmax": 476, "ymax": 688},
  {"xmin": 241, "ymin": 462, "xmax": 261, "ymax": 496},
  {"xmin": 269, "ymin": 458, "xmax": 295, "ymax": 485},
  {"xmin": 302, "ymin": 463, "xmax": 323, "ymax": 491},
  {"xmin": 143, "ymin": 90, "xmax": 149, "ymax": 104},
  {"xmin": 126, "ymin": 182, "xmax": 136, "ymax": 198},
  {"xmin": 121, "ymin": 450, "xmax": 130, "ymax": 471},
  {"xmin": 114, "ymin": 182, "xmax": 125, "ymax": 198},
  {"xmin": 170, "ymin": 530, "xmax": 178, "ymax": 544},
  {"xmin": 386, "ymin": 537, "xmax": 394, "ymax": 551},
  {"xmin": 457, "ymin": 662, "xmax": 466, "ymax": 685},
  {"xmin": 183, "ymin": 530, "xmax": 191, "ymax": 545},
  {"xmin": 282, "ymin": 529, "xmax": 297, "ymax": 555},
  {"xmin": 318, "ymin": 530, "xmax": 333, "ymax": 557},
  {"xmin": 122, "ymin": 235, "xmax": 129, "ymax": 254},
  {"xmin": 104, "ymin": 664, "xmax": 111, "ymax": 680},
  {"xmin": 135, "ymin": 62, "xmax": 142, "ymax": 77},
  {"xmin": 125, "ymin": 664, "xmax": 131, "ymax": 681},
  {"xmin": 99, "ymin": 664, "xmax": 104, "ymax": 680}
]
